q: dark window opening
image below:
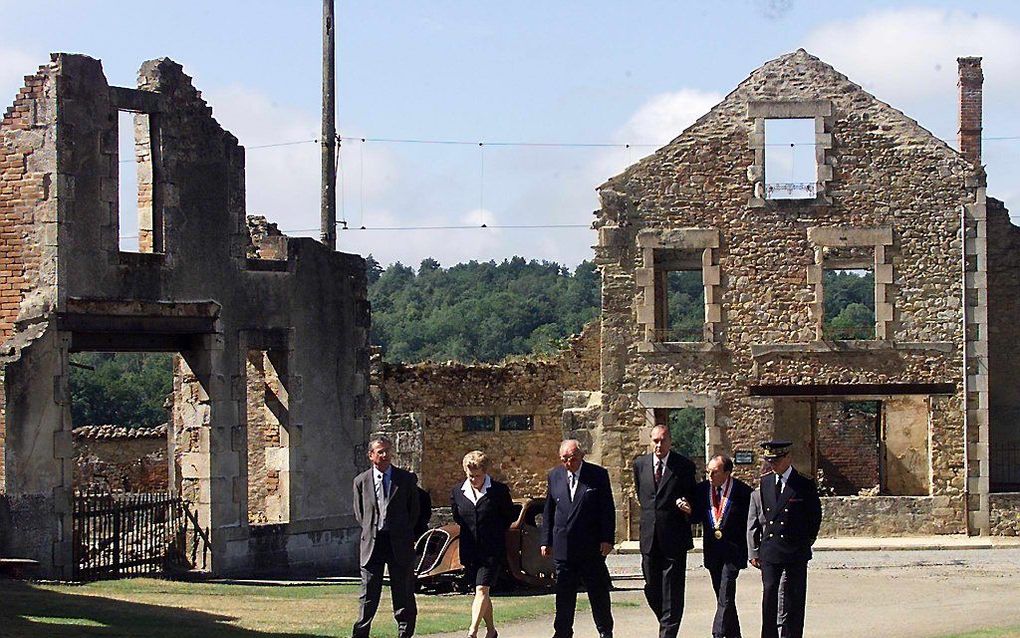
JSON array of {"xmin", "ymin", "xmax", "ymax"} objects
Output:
[
  {"xmin": 764, "ymin": 118, "xmax": 816, "ymax": 200},
  {"xmin": 816, "ymin": 400, "xmax": 880, "ymax": 496},
  {"xmin": 463, "ymin": 416, "xmax": 496, "ymax": 432},
  {"xmin": 500, "ymin": 415, "xmax": 534, "ymax": 431},
  {"xmin": 823, "ymin": 269, "xmax": 875, "ymax": 339}
]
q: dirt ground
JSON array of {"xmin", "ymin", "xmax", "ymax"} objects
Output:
[{"xmin": 434, "ymin": 549, "xmax": 1020, "ymax": 638}]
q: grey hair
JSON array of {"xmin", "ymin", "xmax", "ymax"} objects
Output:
[
  {"xmin": 559, "ymin": 439, "xmax": 586, "ymax": 456},
  {"xmin": 368, "ymin": 436, "xmax": 392, "ymax": 451}
]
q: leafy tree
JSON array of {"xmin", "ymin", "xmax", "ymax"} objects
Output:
[
  {"xmin": 668, "ymin": 408, "xmax": 706, "ymax": 462},
  {"xmin": 70, "ymin": 353, "xmax": 173, "ymax": 428},
  {"xmin": 823, "ymin": 270, "xmax": 875, "ymax": 339}
]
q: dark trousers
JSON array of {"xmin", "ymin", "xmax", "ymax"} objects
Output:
[
  {"xmin": 353, "ymin": 533, "xmax": 417, "ymax": 638},
  {"xmin": 760, "ymin": 560, "xmax": 807, "ymax": 638},
  {"xmin": 708, "ymin": 562, "xmax": 741, "ymax": 638},
  {"xmin": 553, "ymin": 555, "xmax": 614, "ymax": 638},
  {"xmin": 640, "ymin": 548, "xmax": 687, "ymax": 638}
]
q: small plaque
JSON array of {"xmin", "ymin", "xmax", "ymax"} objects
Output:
[{"xmin": 734, "ymin": 450, "xmax": 755, "ymax": 465}]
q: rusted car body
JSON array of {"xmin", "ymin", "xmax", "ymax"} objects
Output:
[{"xmin": 414, "ymin": 497, "xmax": 555, "ymax": 591}]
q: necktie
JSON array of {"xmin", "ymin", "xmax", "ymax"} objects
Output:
[
  {"xmin": 654, "ymin": 460, "xmax": 662, "ymax": 488},
  {"xmin": 775, "ymin": 474, "xmax": 783, "ymax": 501},
  {"xmin": 382, "ymin": 472, "xmax": 390, "ymax": 498},
  {"xmin": 569, "ymin": 473, "xmax": 576, "ymax": 501},
  {"xmin": 715, "ymin": 486, "xmax": 722, "ymax": 505}
]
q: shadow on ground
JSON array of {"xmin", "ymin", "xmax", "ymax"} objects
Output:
[{"xmin": 0, "ymin": 579, "xmax": 329, "ymax": 638}]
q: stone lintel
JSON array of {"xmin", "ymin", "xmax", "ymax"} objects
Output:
[
  {"xmin": 749, "ymin": 341, "xmax": 955, "ymax": 358},
  {"xmin": 807, "ymin": 226, "xmax": 893, "ymax": 247},
  {"xmin": 637, "ymin": 390, "xmax": 716, "ymax": 409},
  {"xmin": 747, "ymin": 99, "xmax": 833, "ymax": 118},
  {"xmin": 639, "ymin": 228, "xmax": 720, "ymax": 249}
]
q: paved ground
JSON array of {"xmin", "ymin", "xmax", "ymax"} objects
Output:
[{"xmin": 433, "ymin": 547, "xmax": 1020, "ymax": 638}]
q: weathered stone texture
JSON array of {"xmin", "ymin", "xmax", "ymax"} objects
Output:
[
  {"xmin": 593, "ymin": 49, "xmax": 983, "ymax": 538},
  {"xmin": 989, "ymin": 493, "xmax": 1020, "ymax": 536},
  {"xmin": 815, "ymin": 402, "xmax": 879, "ymax": 496},
  {"xmin": 73, "ymin": 425, "xmax": 168, "ymax": 493},
  {"xmin": 375, "ymin": 322, "xmax": 599, "ymax": 501}
]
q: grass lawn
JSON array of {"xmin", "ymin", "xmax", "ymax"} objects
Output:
[{"xmin": 0, "ymin": 578, "xmax": 599, "ymax": 637}]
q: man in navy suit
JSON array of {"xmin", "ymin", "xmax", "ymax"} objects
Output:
[
  {"xmin": 747, "ymin": 440, "xmax": 822, "ymax": 638},
  {"xmin": 633, "ymin": 424, "xmax": 697, "ymax": 638},
  {"xmin": 693, "ymin": 454, "xmax": 752, "ymax": 638},
  {"xmin": 541, "ymin": 439, "xmax": 616, "ymax": 638}
]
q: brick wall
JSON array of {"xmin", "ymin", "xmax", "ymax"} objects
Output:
[
  {"xmin": 0, "ymin": 63, "xmax": 53, "ymax": 491},
  {"xmin": 816, "ymin": 401, "xmax": 880, "ymax": 496},
  {"xmin": 73, "ymin": 425, "xmax": 168, "ymax": 493},
  {"xmin": 376, "ymin": 321, "xmax": 599, "ymax": 501}
]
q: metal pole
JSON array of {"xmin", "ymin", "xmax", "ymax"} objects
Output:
[{"xmin": 321, "ymin": 0, "xmax": 337, "ymax": 249}]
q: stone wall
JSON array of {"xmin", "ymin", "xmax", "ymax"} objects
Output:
[
  {"xmin": 375, "ymin": 321, "xmax": 599, "ymax": 501},
  {"xmin": 987, "ymin": 199, "xmax": 1020, "ymax": 489},
  {"xmin": 989, "ymin": 493, "xmax": 1020, "ymax": 536},
  {"xmin": 73, "ymin": 425, "xmax": 168, "ymax": 493},
  {"xmin": 593, "ymin": 49, "xmax": 980, "ymax": 539},
  {"xmin": 819, "ymin": 496, "xmax": 962, "ymax": 536}
]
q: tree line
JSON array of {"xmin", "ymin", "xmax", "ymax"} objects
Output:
[{"xmin": 68, "ymin": 259, "xmax": 874, "ymax": 427}]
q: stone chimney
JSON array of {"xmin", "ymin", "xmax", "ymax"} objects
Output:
[{"xmin": 958, "ymin": 56, "xmax": 983, "ymax": 166}]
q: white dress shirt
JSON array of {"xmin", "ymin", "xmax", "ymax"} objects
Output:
[
  {"xmin": 461, "ymin": 474, "xmax": 492, "ymax": 505},
  {"xmin": 776, "ymin": 465, "xmax": 794, "ymax": 494},
  {"xmin": 568, "ymin": 461, "xmax": 584, "ymax": 500},
  {"xmin": 373, "ymin": 466, "xmax": 392, "ymax": 530}
]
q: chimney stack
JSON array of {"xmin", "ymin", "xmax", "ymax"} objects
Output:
[{"xmin": 958, "ymin": 56, "xmax": 983, "ymax": 167}]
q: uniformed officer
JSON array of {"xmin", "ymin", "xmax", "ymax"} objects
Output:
[{"xmin": 746, "ymin": 440, "xmax": 822, "ymax": 638}]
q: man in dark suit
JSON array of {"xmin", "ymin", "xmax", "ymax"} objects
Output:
[
  {"xmin": 747, "ymin": 440, "xmax": 822, "ymax": 638},
  {"xmin": 541, "ymin": 439, "xmax": 616, "ymax": 638},
  {"xmin": 632, "ymin": 424, "xmax": 697, "ymax": 638},
  {"xmin": 693, "ymin": 454, "xmax": 752, "ymax": 638},
  {"xmin": 352, "ymin": 437, "xmax": 421, "ymax": 638}
]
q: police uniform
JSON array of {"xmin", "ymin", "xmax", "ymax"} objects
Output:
[{"xmin": 746, "ymin": 441, "xmax": 822, "ymax": 638}]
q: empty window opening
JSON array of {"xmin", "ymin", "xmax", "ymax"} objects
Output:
[
  {"xmin": 69, "ymin": 352, "xmax": 173, "ymax": 493},
  {"xmin": 246, "ymin": 350, "xmax": 290, "ymax": 525},
  {"xmin": 461, "ymin": 414, "xmax": 534, "ymax": 432},
  {"xmin": 655, "ymin": 407, "xmax": 707, "ymax": 470},
  {"xmin": 463, "ymin": 415, "xmax": 496, "ymax": 432},
  {"xmin": 500, "ymin": 414, "xmax": 534, "ymax": 431},
  {"xmin": 816, "ymin": 401, "xmax": 880, "ymax": 496},
  {"xmin": 653, "ymin": 249, "xmax": 705, "ymax": 342},
  {"xmin": 823, "ymin": 269, "xmax": 875, "ymax": 340},
  {"xmin": 764, "ymin": 118, "xmax": 816, "ymax": 200},
  {"xmin": 117, "ymin": 110, "xmax": 161, "ymax": 253}
]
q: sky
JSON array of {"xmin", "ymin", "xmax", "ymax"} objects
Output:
[{"xmin": 1, "ymin": 1, "xmax": 1017, "ymax": 269}]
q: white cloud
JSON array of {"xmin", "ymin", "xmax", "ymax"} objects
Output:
[
  {"xmin": 802, "ymin": 8, "xmax": 1020, "ymax": 104},
  {"xmin": 615, "ymin": 88, "xmax": 723, "ymax": 146}
]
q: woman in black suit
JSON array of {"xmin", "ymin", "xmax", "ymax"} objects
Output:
[{"xmin": 451, "ymin": 450, "xmax": 515, "ymax": 638}]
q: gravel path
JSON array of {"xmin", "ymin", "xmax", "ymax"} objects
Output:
[{"xmin": 433, "ymin": 548, "xmax": 1020, "ymax": 638}]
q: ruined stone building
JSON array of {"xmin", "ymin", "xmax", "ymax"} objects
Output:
[
  {"xmin": 0, "ymin": 54, "xmax": 371, "ymax": 578},
  {"xmin": 377, "ymin": 50, "xmax": 1020, "ymax": 540},
  {"xmin": 590, "ymin": 50, "xmax": 1018, "ymax": 537}
]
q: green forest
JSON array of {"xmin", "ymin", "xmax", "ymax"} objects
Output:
[{"xmin": 68, "ymin": 259, "xmax": 875, "ymax": 428}]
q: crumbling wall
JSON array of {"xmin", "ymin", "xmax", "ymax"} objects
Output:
[
  {"xmin": 594, "ymin": 49, "xmax": 976, "ymax": 537},
  {"xmin": 376, "ymin": 321, "xmax": 599, "ymax": 500},
  {"xmin": 73, "ymin": 425, "xmax": 168, "ymax": 492},
  {"xmin": 0, "ymin": 53, "xmax": 371, "ymax": 577}
]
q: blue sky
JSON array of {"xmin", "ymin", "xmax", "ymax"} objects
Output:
[{"xmin": 1, "ymin": 1, "xmax": 1017, "ymax": 267}]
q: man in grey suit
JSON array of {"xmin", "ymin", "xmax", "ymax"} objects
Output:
[{"xmin": 352, "ymin": 437, "xmax": 421, "ymax": 638}]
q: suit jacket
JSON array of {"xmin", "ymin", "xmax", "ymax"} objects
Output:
[
  {"xmin": 450, "ymin": 479, "xmax": 515, "ymax": 565},
  {"xmin": 352, "ymin": 465, "xmax": 421, "ymax": 567},
  {"xmin": 692, "ymin": 477, "xmax": 752, "ymax": 569},
  {"xmin": 541, "ymin": 461, "xmax": 616, "ymax": 562},
  {"xmin": 746, "ymin": 468, "xmax": 822, "ymax": 564},
  {"xmin": 633, "ymin": 452, "xmax": 697, "ymax": 558}
]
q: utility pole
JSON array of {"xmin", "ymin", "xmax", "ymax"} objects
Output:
[{"xmin": 321, "ymin": 0, "xmax": 337, "ymax": 249}]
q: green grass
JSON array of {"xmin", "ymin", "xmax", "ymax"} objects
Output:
[{"xmin": 0, "ymin": 578, "xmax": 575, "ymax": 637}]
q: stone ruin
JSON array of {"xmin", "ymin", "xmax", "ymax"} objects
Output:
[{"xmin": 0, "ymin": 54, "xmax": 371, "ymax": 578}]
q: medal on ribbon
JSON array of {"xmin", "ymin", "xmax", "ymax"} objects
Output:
[{"xmin": 709, "ymin": 477, "xmax": 732, "ymax": 540}]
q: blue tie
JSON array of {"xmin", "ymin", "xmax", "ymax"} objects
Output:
[{"xmin": 383, "ymin": 471, "xmax": 391, "ymax": 498}]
